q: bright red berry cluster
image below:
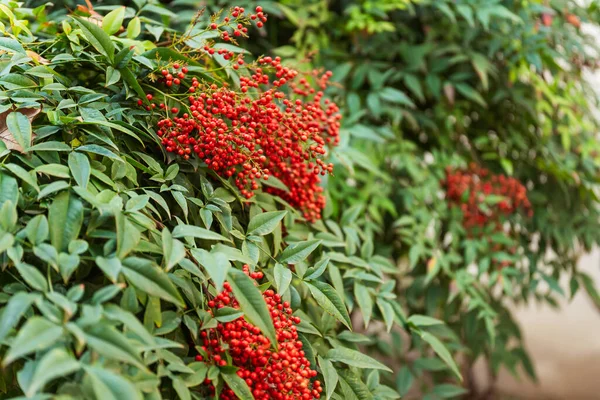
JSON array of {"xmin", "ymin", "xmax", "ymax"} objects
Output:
[
  {"xmin": 196, "ymin": 266, "xmax": 322, "ymax": 400},
  {"xmin": 150, "ymin": 7, "xmax": 340, "ymax": 220},
  {"xmin": 443, "ymin": 163, "xmax": 533, "ymax": 230}
]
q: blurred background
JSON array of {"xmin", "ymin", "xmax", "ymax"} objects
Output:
[
  {"xmin": 490, "ymin": 19, "xmax": 600, "ymax": 399},
  {"xmin": 478, "ymin": 249, "xmax": 600, "ymax": 399}
]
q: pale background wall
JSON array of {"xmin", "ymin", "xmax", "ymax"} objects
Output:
[{"xmin": 495, "ymin": 249, "xmax": 600, "ymax": 399}]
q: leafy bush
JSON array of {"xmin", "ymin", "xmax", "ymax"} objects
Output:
[
  {"xmin": 170, "ymin": 0, "xmax": 600, "ymax": 396},
  {"xmin": 3, "ymin": 0, "xmax": 600, "ymax": 399},
  {"xmin": 0, "ymin": 2, "xmax": 465, "ymax": 399}
]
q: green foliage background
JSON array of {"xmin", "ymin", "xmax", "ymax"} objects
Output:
[{"xmin": 0, "ymin": 0, "xmax": 600, "ymax": 399}]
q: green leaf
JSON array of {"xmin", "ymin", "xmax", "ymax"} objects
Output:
[
  {"xmin": 408, "ymin": 315, "xmax": 444, "ymax": 327},
  {"xmin": 27, "ymin": 348, "xmax": 80, "ymax": 396},
  {"xmin": 0, "ymin": 232, "xmax": 14, "ymax": 254},
  {"xmin": 126, "ymin": 17, "xmax": 141, "ymax": 39},
  {"xmin": 84, "ymin": 366, "xmax": 143, "ymax": 400},
  {"xmin": 396, "ymin": 367, "xmax": 413, "ymax": 397},
  {"xmin": 338, "ymin": 369, "xmax": 375, "ymax": 400},
  {"xmin": 274, "ymin": 263, "xmax": 292, "ymax": 295},
  {"xmin": 76, "ymin": 144, "xmax": 121, "ymax": 161},
  {"xmin": 327, "ymin": 347, "xmax": 392, "ymax": 372},
  {"xmin": 0, "ymin": 200, "xmax": 17, "ymax": 231},
  {"xmin": 116, "ymin": 213, "xmax": 140, "ymax": 259},
  {"xmin": 68, "ymin": 152, "xmax": 90, "ymax": 188},
  {"xmin": 2, "ymin": 317, "xmax": 63, "ymax": 367},
  {"xmin": 471, "ymin": 53, "xmax": 490, "ymax": 91},
  {"xmin": 304, "ymin": 257, "xmax": 330, "ymax": 281},
  {"xmin": 73, "ymin": 16, "xmax": 115, "ymax": 62},
  {"xmin": 433, "ymin": 384, "xmax": 468, "ymax": 398},
  {"xmin": 221, "ymin": 370, "xmax": 253, "ymax": 400},
  {"xmin": 0, "ymin": 171, "xmax": 18, "ymax": 208},
  {"xmin": 28, "ymin": 141, "xmax": 71, "ymax": 152},
  {"xmin": 418, "ymin": 331, "xmax": 462, "ymax": 381},
  {"xmin": 102, "ymin": 7, "xmax": 125, "ymax": 35},
  {"xmin": 172, "ymin": 377, "xmax": 191, "ymax": 400},
  {"xmin": 103, "ymin": 304, "xmax": 155, "ymax": 346},
  {"xmin": 305, "ymin": 281, "xmax": 352, "ymax": 329},
  {"xmin": 379, "ymin": 88, "xmax": 415, "ymax": 108},
  {"xmin": 96, "ymin": 256, "xmax": 122, "ymax": 283},
  {"xmin": 354, "ymin": 283, "xmax": 373, "ymax": 328},
  {"xmin": 5, "ymin": 163, "xmax": 39, "ymax": 192},
  {"xmin": 6, "ymin": 111, "xmax": 32, "ymax": 152},
  {"xmin": 48, "ymin": 190, "xmax": 84, "ymax": 253},
  {"xmin": 37, "ymin": 180, "xmax": 70, "ymax": 200},
  {"xmin": 247, "ymin": 211, "xmax": 287, "ymax": 236},
  {"xmin": 105, "ymin": 66, "xmax": 121, "ymax": 86},
  {"xmin": 227, "ymin": 268, "xmax": 277, "ymax": 348},
  {"xmin": 172, "ymin": 224, "xmax": 230, "ymax": 242},
  {"xmin": 262, "ymin": 175, "xmax": 290, "ymax": 192},
  {"xmin": 0, "ymin": 292, "xmax": 38, "ymax": 343},
  {"xmin": 0, "ymin": 37, "xmax": 26, "ymax": 54},
  {"xmin": 84, "ymin": 324, "xmax": 145, "ymax": 370},
  {"xmin": 120, "ymin": 67, "xmax": 146, "ymax": 99},
  {"xmin": 16, "ymin": 262, "xmax": 48, "ymax": 292},
  {"xmin": 191, "ymin": 248, "xmax": 230, "ymax": 292},
  {"xmin": 318, "ymin": 356, "xmax": 338, "ymax": 400},
  {"xmin": 214, "ymin": 307, "xmax": 244, "ymax": 322},
  {"xmin": 162, "ymin": 228, "xmax": 185, "ymax": 271},
  {"xmin": 279, "ymin": 239, "xmax": 322, "ymax": 264},
  {"xmin": 455, "ymin": 83, "xmax": 486, "ymax": 107},
  {"xmin": 122, "ymin": 257, "xmax": 185, "ymax": 307}
]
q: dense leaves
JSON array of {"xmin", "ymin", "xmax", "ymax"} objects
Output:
[{"xmin": 2, "ymin": 0, "xmax": 600, "ymax": 398}]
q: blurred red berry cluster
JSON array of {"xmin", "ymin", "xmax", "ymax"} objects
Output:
[
  {"xmin": 443, "ymin": 163, "xmax": 533, "ymax": 230},
  {"xmin": 197, "ymin": 265, "xmax": 322, "ymax": 400}
]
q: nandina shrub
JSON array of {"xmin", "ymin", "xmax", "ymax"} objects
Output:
[
  {"xmin": 0, "ymin": 2, "xmax": 460, "ymax": 399},
  {"xmin": 204, "ymin": 0, "xmax": 600, "ymax": 397}
]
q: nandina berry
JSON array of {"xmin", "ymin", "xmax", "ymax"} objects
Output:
[
  {"xmin": 199, "ymin": 273, "xmax": 321, "ymax": 400},
  {"xmin": 156, "ymin": 48, "xmax": 340, "ymax": 221}
]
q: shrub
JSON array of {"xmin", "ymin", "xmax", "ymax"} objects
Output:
[
  {"xmin": 0, "ymin": 2, "xmax": 459, "ymax": 399},
  {"xmin": 182, "ymin": 0, "xmax": 600, "ymax": 396}
]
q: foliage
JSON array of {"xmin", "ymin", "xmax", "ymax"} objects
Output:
[
  {"xmin": 0, "ymin": 1, "xmax": 466, "ymax": 399},
  {"xmin": 3, "ymin": 0, "xmax": 600, "ymax": 398},
  {"xmin": 157, "ymin": 0, "xmax": 600, "ymax": 397}
]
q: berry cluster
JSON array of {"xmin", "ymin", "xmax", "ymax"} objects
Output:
[
  {"xmin": 210, "ymin": 5, "xmax": 268, "ymax": 40},
  {"xmin": 443, "ymin": 163, "xmax": 532, "ymax": 230},
  {"xmin": 197, "ymin": 266, "xmax": 322, "ymax": 400},
  {"xmin": 149, "ymin": 7, "xmax": 340, "ymax": 220}
]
